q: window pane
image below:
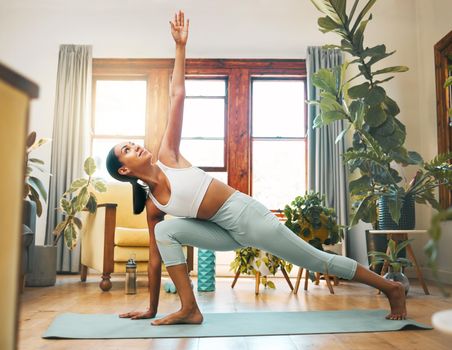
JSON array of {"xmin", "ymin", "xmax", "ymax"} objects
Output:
[
  {"xmin": 92, "ymin": 138, "xmax": 144, "ymax": 180},
  {"xmin": 94, "ymin": 80, "xmax": 146, "ymax": 136},
  {"xmin": 180, "ymin": 140, "xmax": 224, "ymax": 167},
  {"xmin": 207, "ymin": 172, "xmax": 228, "ymax": 184},
  {"xmin": 252, "ymin": 80, "xmax": 305, "ymax": 137},
  {"xmin": 252, "ymin": 140, "xmax": 306, "ymax": 210},
  {"xmin": 186, "ymin": 79, "xmax": 226, "ymax": 96},
  {"xmin": 183, "ymin": 98, "xmax": 225, "ymax": 138}
]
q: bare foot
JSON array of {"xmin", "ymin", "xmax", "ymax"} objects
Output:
[
  {"xmin": 151, "ymin": 306, "xmax": 203, "ymax": 326},
  {"xmin": 384, "ymin": 281, "xmax": 407, "ymax": 320}
]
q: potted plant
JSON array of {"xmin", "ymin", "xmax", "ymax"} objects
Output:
[
  {"xmin": 22, "ymin": 131, "xmax": 50, "ymax": 286},
  {"xmin": 284, "ymin": 191, "xmax": 343, "ymax": 250},
  {"xmin": 308, "ymin": 0, "xmax": 452, "ymax": 260},
  {"xmin": 284, "ymin": 192, "xmax": 343, "ymax": 282},
  {"xmin": 26, "ymin": 157, "xmax": 106, "ymax": 287},
  {"xmin": 368, "ymin": 238, "xmax": 413, "ymax": 295}
]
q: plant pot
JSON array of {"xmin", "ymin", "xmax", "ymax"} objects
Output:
[
  {"xmin": 251, "ymin": 250, "xmax": 271, "ymax": 276},
  {"xmin": 378, "ymin": 195, "xmax": 415, "ymax": 230},
  {"xmin": 383, "ymin": 268, "xmax": 410, "ymax": 296},
  {"xmin": 25, "ymin": 245, "xmax": 57, "ymax": 287}
]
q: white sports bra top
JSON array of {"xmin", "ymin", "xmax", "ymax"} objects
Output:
[{"xmin": 147, "ymin": 160, "xmax": 213, "ymax": 218}]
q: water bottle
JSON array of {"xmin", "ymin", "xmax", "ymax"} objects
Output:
[{"xmin": 125, "ymin": 255, "xmax": 137, "ymax": 294}]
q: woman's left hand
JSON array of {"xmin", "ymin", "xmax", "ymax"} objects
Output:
[{"xmin": 170, "ymin": 10, "xmax": 189, "ymax": 46}]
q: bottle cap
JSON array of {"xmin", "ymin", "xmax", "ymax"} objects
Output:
[{"xmin": 126, "ymin": 254, "xmax": 137, "ymax": 268}]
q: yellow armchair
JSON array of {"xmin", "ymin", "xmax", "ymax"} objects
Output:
[{"xmin": 80, "ymin": 182, "xmax": 193, "ymax": 291}]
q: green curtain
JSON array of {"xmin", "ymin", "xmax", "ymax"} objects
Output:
[
  {"xmin": 45, "ymin": 45, "xmax": 92, "ymax": 273},
  {"xmin": 307, "ymin": 46, "xmax": 348, "ymax": 227}
]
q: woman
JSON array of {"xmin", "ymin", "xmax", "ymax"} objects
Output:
[{"xmin": 107, "ymin": 10, "xmax": 407, "ymax": 326}]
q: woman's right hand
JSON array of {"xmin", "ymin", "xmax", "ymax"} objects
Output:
[
  {"xmin": 170, "ymin": 10, "xmax": 189, "ymax": 46},
  {"xmin": 119, "ymin": 308, "xmax": 156, "ymax": 320}
]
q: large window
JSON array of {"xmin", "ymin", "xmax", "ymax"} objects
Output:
[{"xmin": 91, "ymin": 59, "xmax": 307, "ymax": 206}]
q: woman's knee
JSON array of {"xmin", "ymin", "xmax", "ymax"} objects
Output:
[{"xmin": 154, "ymin": 220, "xmax": 176, "ymax": 245}]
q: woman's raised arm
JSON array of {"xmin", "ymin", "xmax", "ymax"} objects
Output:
[{"xmin": 159, "ymin": 10, "xmax": 189, "ymax": 161}]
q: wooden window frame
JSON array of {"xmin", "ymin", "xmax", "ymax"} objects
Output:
[
  {"xmin": 92, "ymin": 59, "xmax": 306, "ymax": 195},
  {"xmin": 435, "ymin": 30, "xmax": 452, "ymax": 208}
]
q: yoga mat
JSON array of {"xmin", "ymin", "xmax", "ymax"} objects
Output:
[{"xmin": 43, "ymin": 309, "xmax": 431, "ymax": 339}]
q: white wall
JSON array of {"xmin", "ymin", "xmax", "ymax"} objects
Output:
[{"xmin": 1, "ymin": 0, "xmax": 450, "ymax": 280}]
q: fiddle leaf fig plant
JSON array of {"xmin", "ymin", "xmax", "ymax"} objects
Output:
[
  {"xmin": 309, "ymin": 0, "xmax": 452, "ymax": 228},
  {"xmin": 53, "ymin": 157, "xmax": 106, "ymax": 250}
]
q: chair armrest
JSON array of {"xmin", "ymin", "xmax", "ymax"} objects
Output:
[{"xmin": 81, "ymin": 205, "xmax": 117, "ymax": 273}]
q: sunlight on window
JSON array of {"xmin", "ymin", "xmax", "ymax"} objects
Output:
[
  {"xmin": 252, "ymin": 141, "xmax": 306, "ymax": 210},
  {"xmin": 180, "ymin": 139, "xmax": 224, "ymax": 167},
  {"xmin": 183, "ymin": 99, "xmax": 225, "ymax": 137},
  {"xmin": 252, "ymin": 80, "xmax": 305, "ymax": 137},
  {"xmin": 94, "ymin": 80, "xmax": 146, "ymax": 136},
  {"xmin": 186, "ymin": 79, "xmax": 226, "ymax": 96}
]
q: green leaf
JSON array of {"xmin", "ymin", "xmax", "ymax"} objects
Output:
[
  {"xmin": 349, "ymin": 175, "xmax": 371, "ymax": 195},
  {"xmin": 348, "ymin": 82, "xmax": 370, "ymax": 99},
  {"xmin": 73, "ymin": 216, "xmax": 83, "ymax": 230},
  {"xmin": 28, "ymin": 176, "xmax": 47, "ymax": 202},
  {"xmin": 365, "ymin": 105, "xmax": 387, "ymax": 127},
  {"xmin": 92, "ymin": 178, "xmax": 107, "ymax": 193},
  {"xmin": 312, "ymin": 69, "xmax": 338, "ymax": 95},
  {"xmin": 335, "ymin": 123, "xmax": 351, "ymax": 143},
  {"xmin": 29, "ymin": 158, "xmax": 44, "ymax": 165},
  {"xmin": 354, "ymin": 14, "xmax": 372, "ymax": 50},
  {"xmin": 407, "ymin": 151, "xmax": 423, "ymax": 165},
  {"xmin": 66, "ymin": 178, "xmax": 88, "ymax": 194},
  {"xmin": 267, "ymin": 280, "xmax": 276, "ymax": 289},
  {"xmin": 63, "ymin": 222, "xmax": 78, "ymax": 250},
  {"xmin": 84, "ymin": 157, "xmax": 96, "ymax": 176},
  {"xmin": 351, "ymin": 0, "xmax": 377, "ymax": 34},
  {"xmin": 445, "ymin": 76, "xmax": 452, "ymax": 88},
  {"xmin": 310, "ymin": 0, "xmax": 342, "ymax": 24},
  {"xmin": 321, "ymin": 110, "xmax": 348, "ymax": 124},
  {"xmin": 318, "ymin": 16, "xmax": 341, "ymax": 33},
  {"xmin": 373, "ymin": 66, "xmax": 409, "ymax": 76},
  {"xmin": 349, "ymin": 0, "xmax": 360, "ymax": 23},
  {"xmin": 365, "ymin": 86, "xmax": 386, "ymax": 105},
  {"xmin": 53, "ymin": 220, "xmax": 67, "ymax": 237},
  {"xmin": 74, "ymin": 187, "xmax": 90, "ymax": 212},
  {"xmin": 387, "ymin": 195, "xmax": 403, "ymax": 224},
  {"xmin": 395, "ymin": 239, "xmax": 415, "ymax": 256},
  {"xmin": 28, "ymin": 186, "xmax": 43, "ymax": 217},
  {"xmin": 60, "ymin": 198, "xmax": 72, "ymax": 214},
  {"xmin": 85, "ymin": 194, "xmax": 98, "ymax": 214},
  {"xmin": 383, "ymin": 96, "xmax": 400, "ymax": 116}
]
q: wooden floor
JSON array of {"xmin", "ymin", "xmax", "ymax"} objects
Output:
[{"xmin": 18, "ymin": 274, "xmax": 452, "ymax": 350}]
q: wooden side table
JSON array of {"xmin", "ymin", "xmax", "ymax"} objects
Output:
[{"xmin": 367, "ymin": 230, "xmax": 430, "ymax": 295}]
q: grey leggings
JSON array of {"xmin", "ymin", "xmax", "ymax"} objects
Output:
[{"xmin": 154, "ymin": 191, "xmax": 358, "ymax": 280}]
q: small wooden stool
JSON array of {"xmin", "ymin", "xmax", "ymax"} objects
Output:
[
  {"xmin": 293, "ymin": 267, "xmax": 339, "ymax": 294},
  {"xmin": 367, "ymin": 230, "xmax": 430, "ymax": 295},
  {"xmin": 231, "ymin": 263, "xmax": 294, "ymax": 295}
]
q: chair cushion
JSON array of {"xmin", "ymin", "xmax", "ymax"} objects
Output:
[{"xmin": 114, "ymin": 227, "xmax": 149, "ymax": 247}]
